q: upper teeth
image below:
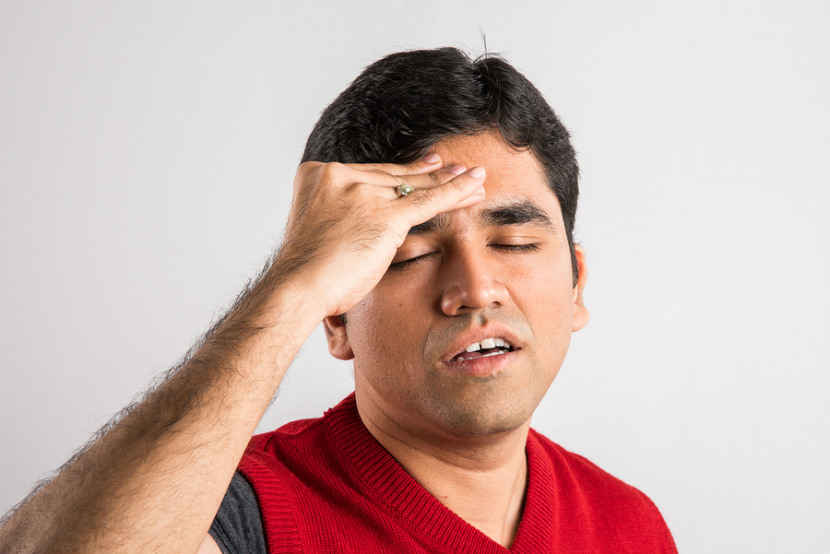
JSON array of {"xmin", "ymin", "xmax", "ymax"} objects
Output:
[{"xmin": 465, "ymin": 338, "xmax": 511, "ymax": 352}]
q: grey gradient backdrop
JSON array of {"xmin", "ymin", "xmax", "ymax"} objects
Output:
[{"xmin": 1, "ymin": 2, "xmax": 828, "ymax": 553}]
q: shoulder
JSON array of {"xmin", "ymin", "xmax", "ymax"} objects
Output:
[
  {"xmin": 528, "ymin": 429, "xmax": 677, "ymax": 552},
  {"xmin": 241, "ymin": 415, "xmax": 330, "ymax": 475},
  {"xmin": 248, "ymin": 416, "xmax": 325, "ymax": 449},
  {"xmin": 529, "ymin": 429, "xmax": 653, "ymax": 500},
  {"xmin": 244, "ymin": 393, "xmax": 360, "ymax": 464}
]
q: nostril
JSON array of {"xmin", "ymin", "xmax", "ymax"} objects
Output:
[{"xmin": 439, "ymin": 277, "xmax": 507, "ymax": 315}]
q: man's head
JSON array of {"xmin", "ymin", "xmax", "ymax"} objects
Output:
[
  {"xmin": 302, "ymin": 47, "xmax": 580, "ymax": 283},
  {"xmin": 314, "ymin": 48, "xmax": 588, "ymax": 439}
]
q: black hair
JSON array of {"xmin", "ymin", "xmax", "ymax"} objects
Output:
[{"xmin": 302, "ymin": 47, "xmax": 579, "ymax": 283}]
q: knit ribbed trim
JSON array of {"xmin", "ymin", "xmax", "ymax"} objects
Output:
[
  {"xmin": 511, "ymin": 428, "xmax": 556, "ymax": 553},
  {"xmin": 324, "ymin": 394, "xmax": 553, "ymax": 553},
  {"xmin": 238, "ymin": 444, "xmax": 304, "ymax": 553}
]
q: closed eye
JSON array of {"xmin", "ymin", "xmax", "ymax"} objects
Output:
[
  {"xmin": 390, "ymin": 244, "xmax": 539, "ymax": 271},
  {"xmin": 490, "ymin": 243, "xmax": 540, "ymax": 253},
  {"xmin": 388, "ymin": 253, "xmax": 437, "ymax": 272}
]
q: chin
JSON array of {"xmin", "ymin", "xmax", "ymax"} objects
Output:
[{"xmin": 422, "ymin": 393, "xmax": 536, "ymax": 438}]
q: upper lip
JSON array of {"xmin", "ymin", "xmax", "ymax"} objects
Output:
[{"xmin": 442, "ymin": 324, "xmax": 523, "ymax": 363}]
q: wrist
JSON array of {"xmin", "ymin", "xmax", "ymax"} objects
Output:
[{"xmin": 257, "ymin": 275, "xmax": 330, "ymax": 334}]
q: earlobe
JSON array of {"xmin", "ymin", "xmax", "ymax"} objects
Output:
[
  {"xmin": 323, "ymin": 315, "xmax": 355, "ymax": 360},
  {"xmin": 572, "ymin": 244, "xmax": 590, "ymax": 332}
]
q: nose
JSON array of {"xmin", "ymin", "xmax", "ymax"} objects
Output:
[{"xmin": 439, "ymin": 248, "xmax": 509, "ymax": 316}]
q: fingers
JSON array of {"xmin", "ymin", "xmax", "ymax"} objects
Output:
[
  {"xmin": 426, "ymin": 164, "xmax": 468, "ymax": 186},
  {"xmin": 346, "ymin": 153, "xmax": 442, "ymax": 176},
  {"xmin": 382, "ymin": 163, "xmax": 467, "ymax": 195},
  {"xmin": 299, "ymin": 156, "xmax": 485, "ymax": 209},
  {"xmin": 401, "ymin": 166, "xmax": 487, "ymax": 223},
  {"xmin": 326, "ymin": 159, "xmax": 466, "ymax": 199}
]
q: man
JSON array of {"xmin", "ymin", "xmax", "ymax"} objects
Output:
[{"xmin": 0, "ymin": 48, "xmax": 676, "ymax": 553}]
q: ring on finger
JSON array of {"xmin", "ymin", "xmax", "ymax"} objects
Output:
[{"xmin": 395, "ymin": 183, "xmax": 415, "ymax": 197}]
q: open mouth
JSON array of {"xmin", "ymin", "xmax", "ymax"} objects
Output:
[{"xmin": 450, "ymin": 338, "xmax": 516, "ymax": 363}]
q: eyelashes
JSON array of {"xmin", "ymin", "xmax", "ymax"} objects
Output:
[
  {"xmin": 388, "ymin": 243, "xmax": 540, "ymax": 272},
  {"xmin": 490, "ymin": 243, "xmax": 540, "ymax": 253},
  {"xmin": 388, "ymin": 253, "xmax": 435, "ymax": 271}
]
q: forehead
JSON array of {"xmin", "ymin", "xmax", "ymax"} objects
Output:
[{"xmin": 431, "ymin": 131, "xmax": 562, "ymax": 219}]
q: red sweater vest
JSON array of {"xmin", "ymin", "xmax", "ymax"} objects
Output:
[{"xmin": 238, "ymin": 395, "xmax": 677, "ymax": 553}]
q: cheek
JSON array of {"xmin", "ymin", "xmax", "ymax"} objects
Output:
[
  {"xmin": 514, "ymin": 259, "xmax": 575, "ymax": 328},
  {"xmin": 361, "ymin": 271, "xmax": 439, "ymax": 325},
  {"xmin": 344, "ymin": 288, "xmax": 422, "ymax": 365}
]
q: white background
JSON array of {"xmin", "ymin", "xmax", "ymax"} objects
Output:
[{"xmin": 1, "ymin": 2, "xmax": 828, "ymax": 552}]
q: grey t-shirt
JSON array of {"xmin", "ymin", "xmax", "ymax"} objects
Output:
[{"xmin": 208, "ymin": 472, "xmax": 267, "ymax": 554}]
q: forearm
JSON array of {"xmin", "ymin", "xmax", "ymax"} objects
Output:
[{"xmin": 0, "ymin": 265, "xmax": 324, "ymax": 554}]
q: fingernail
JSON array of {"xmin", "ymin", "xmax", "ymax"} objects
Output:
[
  {"xmin": 447, "ymin": 164, "xmax": 467, "ymax": 175},
  {"xmin": 422, "ymin": 153, "xmax": 440, "ymax": 163},
  {"xmin": 468, "ymin": 166, "xmax": 486, "ymax": 178}
]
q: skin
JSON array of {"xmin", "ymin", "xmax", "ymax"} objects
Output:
[
  {"xmin": 325, "ymin": 131, "xmax": 588, "ymax": 546},
  {"xmin": 0, "ymin": 131, "xmax": 586, "ymax": 553}
]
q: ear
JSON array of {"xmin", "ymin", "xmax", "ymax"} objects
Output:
[
  {"xmin": 572, "ymin": 244, "xmax": 590, "ymax": 332},
  {"xmin": 323, "ymin": 315, "xmax": 355, "ymax": 360}
]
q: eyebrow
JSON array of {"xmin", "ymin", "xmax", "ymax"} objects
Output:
[
  {"xmin": 407, "ymin": 199, "xmax": 555, "ymax": 236},
  {"xmin": 479, "ymin": 200, "xmax": 554, "ymax": 228}
]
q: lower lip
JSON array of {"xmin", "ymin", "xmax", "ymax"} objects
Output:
[{"xmin": 442, "ymin": 349, "xmax": 519, "ymax": 378}]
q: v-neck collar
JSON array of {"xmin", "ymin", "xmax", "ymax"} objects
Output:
[{"xmin": 324, "ymin": 394, "xmax": 556, "ymax": 553}]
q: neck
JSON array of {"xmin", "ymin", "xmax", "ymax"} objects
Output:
[{"xmin": 356, "ymin": 391, "xmax": 530, "ymax": 548}]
